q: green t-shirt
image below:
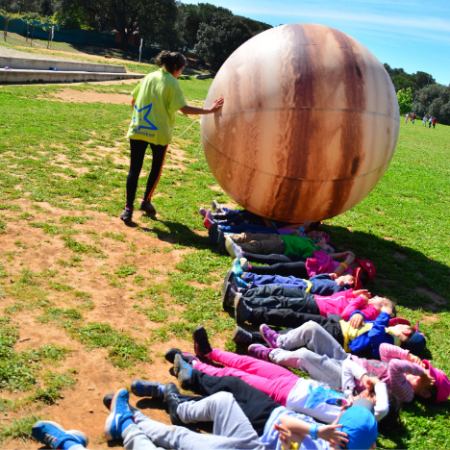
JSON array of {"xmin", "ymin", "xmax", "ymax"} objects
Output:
[
  {"xmin": 280, "ymin": 235, "xmax": 316, "ymax": 257},
  {"xmin": 127, "ymin": 69, "xmax": 187, "ymax": 145}
]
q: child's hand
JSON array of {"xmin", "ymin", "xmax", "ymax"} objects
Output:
[
  {"xmin": 349, "ymin": 313, "xmax": 364, "ymax": 329},
  {"xmin": 303, "ymin": 219, "xmax": 312, "ymax": 229},
  {"xmin": 275, "ymin": 423, "xmax": 298, "ymax": 449},
  {"xmin": 317, "ymin": 237, "xmax": 327, "ymax": 247},
  {"xmin": 210, "ymin": 96, "xmax": 224, "ymax": 112},
  {"xmin": 344, "ymin": 251, "xmax": 355, "ymax": 264},
  {"xmin": 353, "ymin": 289, "xmax": 370, "ymax": 298},
  {"xmin": 318, "ymin": 425, "xmax": 349, "ymax": 446},
  {"xmin": 361, "ymin": 375, "xmax": 381, "ymax": 391},
  {"xmin": 421, "ymin": 369, "xmax": 435, "ymax": 388},
  {"xmin": 406, "ymin": 353, "xmax": 422, "ymax": 365},
  {"xmin": 329, "ymin": 273, "xmax": 338, "ymax": 280}
]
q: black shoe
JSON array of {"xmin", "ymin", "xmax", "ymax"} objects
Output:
[
  {"xmin": 173, "ymin": 354, "xmax": 194, "ymax": 389},
  {"xmin": 164, "ymin": 348, "xmax": 198, "ymax": 365},
  {"xmin": 120, "ymin": 208, "xmax": 133, "ymax": 222},
  {"xmin": 103, "ymin": 393, "xmax": 114, "ymax": 410},
  {"xmin": 207, "ymin": 222, "xmax": 219, "ymax": 245},
  {"xmin": 164, "ymin": 383, "xmax": 183, "ymax": 425},
  {"xmin": 139, "ymin": 200, "xmax": 156, "ymax": 214},
  {"xmin": 217, "ymin": 230, "xmax": 226, "ymax": 254},
  {"xmin": 222, "ymin": 270, "xmax": 235, "ymax": 298},
  {"xmin": 222, "ymin": 279, "xmax": 238, "ymax": 309},
  {"xmin": 193, "ymin": 326, "xmax": 212, "ymax": 357},
  {"xmin": 103, "ymin": 393, "xmax": 139, "ymax": 413}
]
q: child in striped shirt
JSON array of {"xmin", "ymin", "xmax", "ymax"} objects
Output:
[{"xmin": 252, "ymin": 322, "xmax": 449, "ymax": 404}]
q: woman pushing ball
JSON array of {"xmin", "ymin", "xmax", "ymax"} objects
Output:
[{"xmin": 121, "ymin": 51, "xmax": 224, "ymax": 222}]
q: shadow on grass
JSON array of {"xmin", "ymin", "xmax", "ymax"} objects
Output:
[{"xmin": 321, "ymin": 224, "xmax": 450, "ymax": 313}]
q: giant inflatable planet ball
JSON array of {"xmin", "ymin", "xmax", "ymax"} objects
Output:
[{"xmin": 201, "ymin": 23, "xmax": 400, "ymax": 222}]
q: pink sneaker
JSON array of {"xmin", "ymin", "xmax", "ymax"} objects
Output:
[
  {"xmin": 199, "ymin": 207, "xmax": 207, "ymax": 217},
  {"xmin": 248, "ymin": 344, "xmax": 273, "ymax": 361},
  {"xmin": 260, "ymin": 324, "xmax": 279, "ymax": 348}
]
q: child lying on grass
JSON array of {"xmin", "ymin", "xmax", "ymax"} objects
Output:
[
  {"xmin": 223, "ymin": 274, "xmax": 393, "ymax": 323},
  {"xmin": 190, "ymin": 327, "xmax": 390, "ymax": 425},
  {"xmin": 248, "ymin": 322, "xmax": 449, "ymax": 404},
  {"xmin": 232, "ymin": 302, "xmax": 426, "ymax": 359},
  {"xmin": 225, "ymin": 269, "xmax": 356, "ymax": 295}
]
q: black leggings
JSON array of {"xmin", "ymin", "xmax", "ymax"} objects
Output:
[
  {"xmin": 248, "ymin": 257, "xmax": 309, "ymax": 279},
  {"xmin": 126, "ymin": 139, "xmax": 168, "ymax": 209},
  {"xmin": 184, "ymin": 370, "xmax": 280, "ymax": 436}
]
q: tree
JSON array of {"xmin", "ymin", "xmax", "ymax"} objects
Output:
[
  {"xmin": 195, "ymin": 15, "xmax": 254, "ymax": 68},
  {"xmin": 60, "ymin": 0, "xmax": 177, "ymax": 50},
  {"xmin": 413, "ymin": 84, "xmax": 450, "ymax": 125},
  {"xmin": 397, "ymin": 88, "xmax": 413, "ymax": 114}
]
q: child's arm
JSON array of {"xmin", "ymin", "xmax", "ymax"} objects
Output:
[
  {"xmin": 341, "ymin": 358, "xmax": 368, "ymax": 394},
  {"xmin": 379, "ymin": 343, "xmax": 410, "ymax": 363},
  {"xmin": 373, "ymin": 382, "xmax": 389, "ymax": 421},
  {"xmin": 180, "ymin": 97, "xmax": 224, "ymax": 115},
  {"xmin": 341, "ymin": 296, "xmax": 367, "ymax": 322},
  {"xmin": 388, "ymin": 359, "xmax": 424, "ymax": 403},
  {"xmin": 277, "ymin": 415, "xmax": 349, "ymax": 447}
]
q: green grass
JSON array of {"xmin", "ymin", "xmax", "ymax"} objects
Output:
[{"xmin": 0, "ymin": 75, "xmax": 449, "ymax": 447}]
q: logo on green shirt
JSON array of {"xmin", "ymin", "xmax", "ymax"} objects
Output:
[{"xmin": 133, "ymin": 103, "xmax": 158, "ymax": 131}]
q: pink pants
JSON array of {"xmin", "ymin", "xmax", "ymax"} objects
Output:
[{"xmin": 194, "ymin": 349, "xmax": 298, "ymax": 406}]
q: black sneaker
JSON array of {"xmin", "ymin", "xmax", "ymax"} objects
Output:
[
  {"xmin": 193, "ymin": 326, "xmax": 212, "ymax": 357},
  {"xmin": 222, "ymin": 279, "xmax": 238, "ymax": 309},
  {"xmin": 139, "ymin": 200, "xmax": 156, "ymax": 214},
  {"xmin": 222, "ymin": 270, "xmax": 235, "ymax": 298},
  {"xmin": 173, "ymin": 354, "xmax": 193, "ymax": 389},
  {"xmin": 164, "ymin": 382, "xmax": 183, "ymax": 425},
  {"xmin": 207, "ymin": 222, "xmax": 219, "ymax": 245},
  {"xmin": 164, "ymin": 348, "xmax": 198, "ymax": 365},
  {"xmin": 217, "ymin": 230, "xmax": 226, "ymax": 254},
  {"xmin": 120, "ymin": 207, "xmax": 133, "ymax": 222}
]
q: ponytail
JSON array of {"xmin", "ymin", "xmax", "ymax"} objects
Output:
[{"xmin": 156, "ymin": 50, "xmax": 187, "ymax": 74}]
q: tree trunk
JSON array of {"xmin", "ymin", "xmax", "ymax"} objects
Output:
[
  {"xmin": 26, "ymin": 23, "xmax": 29, "ymax": 42},
  {"xmin": 4, "ymin": 19, "xmax": 9, "ymax": 42},
  {"xmin": 31, "ymin": 25, "xmax": 35, "ymax": 46}
]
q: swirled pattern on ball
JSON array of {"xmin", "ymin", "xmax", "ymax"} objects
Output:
[{"xmin": 201, "ymin": 23, "xmax": 400, "ymax": 222}]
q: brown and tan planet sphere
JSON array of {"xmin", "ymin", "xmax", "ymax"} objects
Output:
[{"xmin": 201, "ymin": 23, "xmax": 400, "ymax": 222}]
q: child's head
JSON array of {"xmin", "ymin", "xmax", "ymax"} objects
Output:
[
  {"xmin": 388, "ymin": 324, "xmax": 427, "ymax": 353},
  {"xmin": 335, "ymin": 275, "xmax": 355, "ymax": 287},
  {"xmin": 337, "ymin": 398, "xmax": 378, "ymax": 449},
  {"xmin": 306, "ymin": 230, "xmax": 330, "ymax": 242},
  {"xmin": 368, "ymin": 297, "xmax": 397, "ymax": 317},
  {"xmin": 156, "ymin": 51, "xmax": 187, "ymax": 76},
  {"xmin": 413, "ymin": 360, "xmax": 450, "ymax": 404}
]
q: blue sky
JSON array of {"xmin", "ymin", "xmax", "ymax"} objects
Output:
[{"xmin": 190, "ymin": 0, "xmax": 450, "ymax": 85}]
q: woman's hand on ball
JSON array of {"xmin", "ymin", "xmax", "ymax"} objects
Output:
[{"xmin": 210, "ymin": 97, "xmax": 224, "ymax": 112}]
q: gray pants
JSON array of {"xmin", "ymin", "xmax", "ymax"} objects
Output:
[
  {"xmin": 271, "ymin": 320, "xmax": 349, "ymax": 389},
  {"xmin": 70, "ymin": 422, "xmax": 164, "ymax": 450},
  {"xmin": 135, "ymin": 391, "xmax": 264, "ymax": 450},
  {"xmin": 231, "ymin": 233, "xmax": 285, "ymax": 255}
]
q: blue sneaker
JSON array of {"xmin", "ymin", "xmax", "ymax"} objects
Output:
[
  {"xmin": 235, "ymin": 275, "xmax": 250, "ymax": 289},
  {"xmin": 32, "ymin": 421, "xmax": 88, "ymax": 449},
  {"xmin": 131, "ymin": 380, "xmax": 165, "ymax": 398},
  {"xmin": 234, "ymin": 295, "xmax": 251, "ymax": 323},
  {"xmin": 104, "ymin": 389, "xmax": 135, "ymax": 441},
  {"xmin": 173, "ymin": 354, "xmax": 193, "ymax": 389},
  {"xmin": 232, "ymin": 258, "xmax": 243, "ymax": 277},
  {"xmin": 232, "ymin": 326, "xmax": 253, "ymax": 345}
]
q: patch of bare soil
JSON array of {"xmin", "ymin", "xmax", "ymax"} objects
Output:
[
  {"xmin": 0, "ymin": 198, "xmax": 225, "ymax": 448},
  {"xmin": 393, "ymin": 252, "xmax": 408, "ymax": 260},
  {"xmin": 46, "ymin": 88, "xmax": 131, "ymax": 105},
  {"xmin": 414, "ymin": 287, "xmax": 448, "ymax": 311}
]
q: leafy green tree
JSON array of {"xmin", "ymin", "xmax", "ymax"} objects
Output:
[
  {"xmin": 413, "ymin": 84, "xmax": 450, "ymax": 125},
  {"xmin": 195, "ymin": 15, "xmax": 257, "ymax": 68},
  {"xmin": 397, "ymin": 88, "xmax": 413, "ymax": 115},
  {"xmin": 60, "ymin": 0, "xmax": 177, "ymax": 50}
]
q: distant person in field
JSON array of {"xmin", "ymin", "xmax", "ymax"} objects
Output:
[
  {"xmin": 429, "ymin": 116, "xmax": 433, "ymax": 128},
  {"xmin": 405, "ymin": 113, "xmax": 409, "ymax": 124},
  {"xmin": 410, "ymin": 113, "xmax": 416, "ymax": 124},
  {"xmin": 432, "ymin": 117, "xmax": 437, "ymax": 128},
  {"xmin": 121, "ymin": 51, "xmax": 224, "ymax": 222},
  {"xmin": 422, "ymin": 114, "xmax": 427, "ymax": 126}
]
